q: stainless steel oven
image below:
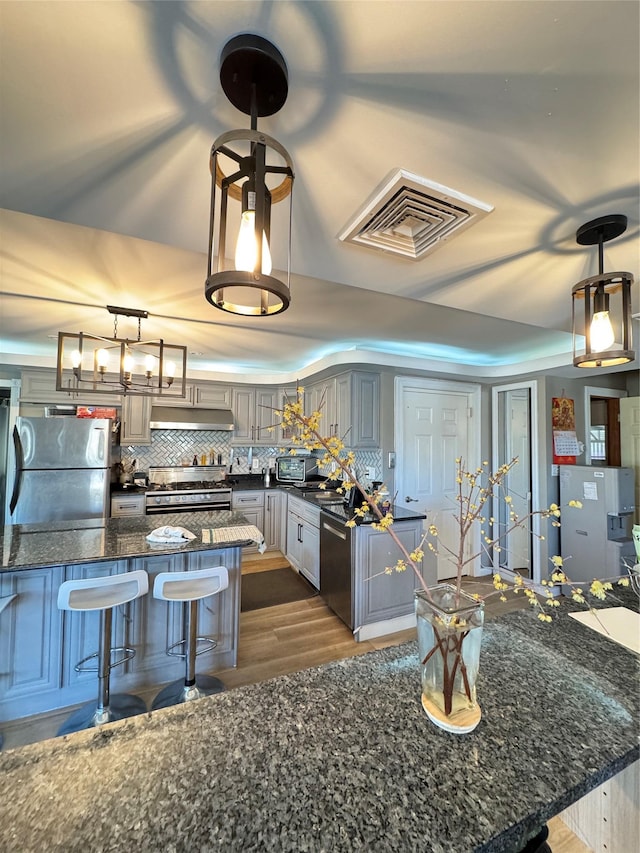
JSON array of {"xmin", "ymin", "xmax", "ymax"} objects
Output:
[{"xmin": 145, "ymin": 466, "xmax": 232, "ymax": 514}]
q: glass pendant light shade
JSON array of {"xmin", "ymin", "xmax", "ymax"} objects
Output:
[
  {"xmin": 572, "ymin": 215, "xmax": 635, "ymax": 368},
  {"xmin": 205, "ymin": 35, "xmax": 294, "ymax": 316}
]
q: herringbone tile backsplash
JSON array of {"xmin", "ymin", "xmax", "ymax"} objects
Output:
[{"xmin": 119, "ymin": 430, "xmax": 383, "ymax": 481}]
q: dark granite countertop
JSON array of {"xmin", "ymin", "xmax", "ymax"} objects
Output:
[
  {"xmin": 0, "ymin": 593, "xmax": 637, "ymax": 852},
  {"xmin": 0, "ymin": 510, "xmax": 255, "ymax": 573}
]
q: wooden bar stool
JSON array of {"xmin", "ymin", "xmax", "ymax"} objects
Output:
[
  {"xmin": 56, "ymin": 570, "xmax": 148, "ymax": 736},
  {"xmin": 151, "ymin": 566, "xmax": 229, "ymax": 710}
]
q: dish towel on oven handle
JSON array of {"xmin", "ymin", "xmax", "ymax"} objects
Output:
[
  {"xmin": 146, "ymin": 526, "xmax": 196, "ymax": 543},
  {"xmin": 201, "ymin": 525, "xmax": 266, "ymax": 554}
]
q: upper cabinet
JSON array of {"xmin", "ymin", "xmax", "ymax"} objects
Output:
[
  {"xmin": 232, "ymin": 386, "xmax": 279, "ymax": 445},
  {"xmin": 193, "ymin": 383, "xmax": 232, "ymax": 409},
  {"xmin": 304, "ymin": 371, "xmax": 379, "ymax": 448},
  {"xmin": 120, "ymin": 395, "xmax": 152, "ymax": 445},
  {"xmin": 20, "ymin": 369, "xmax": 122, "ymax": 405}
]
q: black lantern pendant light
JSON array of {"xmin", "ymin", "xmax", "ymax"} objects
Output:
[
  {"xmin": 572, "ymin": 214, "xmax": 634, "ymax": 368},
  {"xmin": 205, "ymin": 35, "xmax": 295, "ymax": 316}
]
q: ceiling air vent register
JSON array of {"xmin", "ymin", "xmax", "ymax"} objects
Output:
[{"xmin": 338, "ymin": 169, "xmax": 493, "ymax": 260}]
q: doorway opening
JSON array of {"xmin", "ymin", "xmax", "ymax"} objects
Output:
[
  {"xmin": 588, "ymin": 396, "xmax": 621, "ymax": 466},
  {"xmin": 491, "ymin": 380, "xmax": 541, "ymax": 582}
]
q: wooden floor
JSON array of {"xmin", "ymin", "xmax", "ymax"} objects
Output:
[{"xmin": 1, "ymin": 552, "xmax": 591, "ymax": 851}]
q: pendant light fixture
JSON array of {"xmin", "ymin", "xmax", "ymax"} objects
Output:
[
  {"xmin": 205, "ymin": 34, "xmax": 295, "ymax": 316},
  {"xmin": 572, "ymin": 215, "xmax": 634, "ymax": 368},
  {"xmin": 56, "ymin": 305, "xmax": 188, "ymax": 397}
]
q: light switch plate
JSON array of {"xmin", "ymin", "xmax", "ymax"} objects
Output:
[
  {"xmin": 367, "ymin": 466, "xmax": 376, "ymax": 479},
  {"xmin": 252, "ymin": 459, "xmax": 260, "ymax": 471}
]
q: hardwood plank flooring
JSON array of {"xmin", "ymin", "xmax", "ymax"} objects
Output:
[{"xmin": 0, "ymin": 552, "xmax": 593, "ymax": 851}]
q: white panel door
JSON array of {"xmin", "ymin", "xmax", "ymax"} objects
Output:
[{"xmin": 400, "ymin": 386, "xmax": 475, "ymax": 581}]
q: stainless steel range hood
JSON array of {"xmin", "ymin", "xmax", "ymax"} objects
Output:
[{"xmin": 150, "ymin": 407, "xmax": 234, "ymax": 431}]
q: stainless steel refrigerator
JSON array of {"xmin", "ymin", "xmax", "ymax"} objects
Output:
[
  {"xmin": 559, "ymin": 465, "xmax": 635, "ymax": 582},
  {"xmin": 9, "ymin": 417, "xmax": 112, "ymax": 524}
]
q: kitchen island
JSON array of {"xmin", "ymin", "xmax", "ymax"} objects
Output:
[
  {"xmin": 0, "ymin": 593, "xmax": 637, "ymax": 852},
  {"xmin": 0, "ymin": 511, "xmax": 257, "ymax": 723}
]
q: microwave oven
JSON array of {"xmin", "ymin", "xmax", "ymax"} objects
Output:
[{"xmin": 275, "ymin": 456, "xmax": 318, "ymax": 483}]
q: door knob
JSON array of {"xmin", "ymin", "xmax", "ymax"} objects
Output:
[{"xmin": 405, "ymin": 496, "xmax": 419, "ymax": 503}]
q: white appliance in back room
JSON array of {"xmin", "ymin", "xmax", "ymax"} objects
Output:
[
  {"xmin": 559, "ymin": 465, "xmax": 636, "ymax": 582},
  {"xmin": 9, "ymin": 417, "xmax": 112, "ymax": 524}
]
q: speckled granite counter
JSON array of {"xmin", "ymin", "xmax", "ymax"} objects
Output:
[
  {"xmin": 1, "ymin": 594, "xmax": 637, "ymax": 853},
  {"xmin": 0, "ymin": 510, "xmax": 256, "ymax": 572}
]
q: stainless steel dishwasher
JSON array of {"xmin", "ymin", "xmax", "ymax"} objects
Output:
[{"xmin": 320, "ymin": 511, "xmax": 354, "ymax": 629}]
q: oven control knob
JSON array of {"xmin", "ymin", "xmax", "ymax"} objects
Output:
[{"xmin": 154, "ymin": 496, "xmax": 162, "ymax": 504}]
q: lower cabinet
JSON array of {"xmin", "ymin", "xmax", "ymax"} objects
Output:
[
  {"xmin": 0, "ymin": 548, "xmax": 241, "ymax": 724},
  {"xmin": 231, "ymin": 491, "xmax": 265, "ymax": 554},
  {"xmin": 111, "ymin": 493, "xmax": 146, "ymax": 517},
  {"xmin": 353, "ymin": 519, "xmax": 430, "ymax": 631},
  {"xmin": 286, "ymin": 496, "xmax": 320, "ymax": 588},
  {"xmin": 0, "ymin": 568, "xmax": 63, "ymax": 721},
  {"xmin": 264, "ymin": 490, "xmax": 286, "ymax": 552}
]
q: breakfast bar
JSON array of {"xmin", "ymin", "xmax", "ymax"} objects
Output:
[
  {"xmin": 0, "ymin": 593, "xmax": 638, "ymax": 852},
  {"xmin": 0, "ymin": 511, "xmax": 256, "ymax": 723}
]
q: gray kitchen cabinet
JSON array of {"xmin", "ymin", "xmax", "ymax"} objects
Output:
[
  {"xmin": 305, "ymin": 378, "xmax": 335, "ymax": 439},
  {"xmin": 120, "ymin": 394, "xmax": 152, "ymax": 445},
  {"xmin": 274, "ymin": 386, "xmax": 297, "ymax": 444},
  {"xmin": 232, "ymin": 386, "xmax": 279, "ymax": 445},
  {"xmin": 0, "ymin": 567, "xmax": 63, "ymax": 721},
  {"xmin": 353, "ymin": 518, "xmax": 427, "ymax": 629},
  {"xmin": 304, "ymin": 371, "xmax": 379, "ymax": 448},
  {"xmin": 110, "ymin": 493, "xmax": 146, "ymax": 517},
  {"xmin": 152, "ymin": 384, "xmax": 196, "ymax": 407},
  {"xmin": 350, "ymin": 371, "xmax": 380, "ymax": 448},
  {"xmin": 193, "ymin": 383, "xmax": 232, "ymax": 409},
  {"xmin": 286, "ymin": 495, "xmax": 320, "ymax": 588},
  {"xmin": 20, "ymin": 368, "xmax": 122, "ymax": 405},
  {"xmin": 264, "ymin": 489, "xmax": 286, "ymax": 552},
  {"xmin": 232, "ymin": 490, "xmax": 265, "ymax": 553}
]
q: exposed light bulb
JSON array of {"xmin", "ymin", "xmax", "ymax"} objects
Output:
[
  {"xmin": 96, "ymin": 349, "xmax": 109, "ymax": 369},
  {"xmin": 123, "ymin": 351, "xmax": 135, "ymax": 374},
  {"xmin": 144, "ymin": 354, "xmax": 156, "ymax": 374},
  {"xmin": 235, "ymin": 210, "xmax": 272, "ymax": 275},
  {"xmin": 590, "ymin": 311, "xmax": 615, "ymax": 352},
  {"xmin": 70, "ymin": 350, "xmax": 82, "ymax": 369},
  {"xmin": 165, "ymin": 360, "xmax": 176, "ymax": 378}
]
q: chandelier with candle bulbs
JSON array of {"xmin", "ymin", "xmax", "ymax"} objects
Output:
[
  {"xmin": 205, "ymin": 34, "xmax": 294, "ymax": 316},
  {"xmin": 56, "ymin": 305, "xmax": 188, "ymax": 397},
  {"xmin": 572, "ymin": 215, "xmax": 634, "ymax": 368}
]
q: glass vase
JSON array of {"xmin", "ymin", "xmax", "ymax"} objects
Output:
[{"xmin": 415, "ymin": 585, "xmax": 485, "ymax": 734}]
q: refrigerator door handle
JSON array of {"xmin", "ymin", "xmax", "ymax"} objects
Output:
[{"xmin": 9, "ymin": 425, "xmax": 24, "ymax": 515}]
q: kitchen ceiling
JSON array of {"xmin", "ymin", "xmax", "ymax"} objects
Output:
[{"xmin": 0, "ymin": 0, "xmax": 638, "ymax": 382}]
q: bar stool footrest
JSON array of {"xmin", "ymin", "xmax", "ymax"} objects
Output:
[
  {"xmin": 73, "ymin": 646, "xmax": 136, "ymax": 674},
  {"xmin": 166, "ymin": 636, "xmax": 217, "ymax": 659}
]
